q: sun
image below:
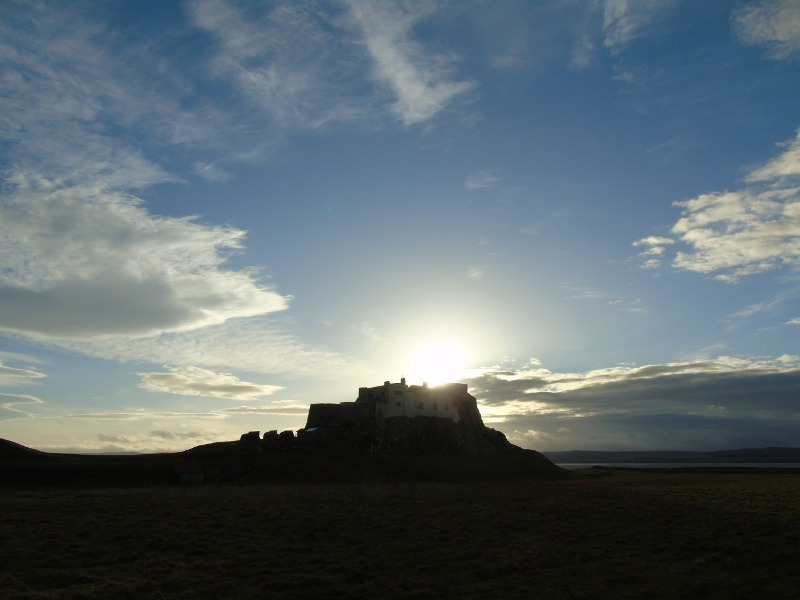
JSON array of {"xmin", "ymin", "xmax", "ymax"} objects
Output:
[{"xmin": 405, "ymin": 339, "xmax": 471, "ymax": 386}]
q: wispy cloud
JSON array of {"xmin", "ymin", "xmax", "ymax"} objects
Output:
[
  {"xmin": 602, "ymin": 0, "xmax": 678, "ymax": 54},
  {"xmin": 81, "ymin": 428, "xmax": 224, "ymax": 454},
  {"xmin": 464, "ymin": 170, "xmax": 500, "ymax": 190},
  {"xmin": 138, "ymin": 366, "xmax": 283, "ymax": 401},
  {"xmin": 466, "ymin": 356, "xmax": 800, "ymax": 450},
  {"xmin": 746, "ymin": 129, "xmax": 800, "ymax": 183},
  {"xmin": 51, "ymin": 316, "xmax": 354, "ymax": 378},
  {"xmin": 467, "ymin": 266, "xmax": 487, "ymax": 280},
  {"xmin": 561, "ymin": 283, "xmax": 645, "ymax": 314},
  {"xmin": 345, "ymin": 0, "xmax": 475, "ymax": 125},
  {"xmin": 634, "ymin": 129, "xmax": 800, "ymax": 282},
  {"xmin": 0, "ymin": 361, "xmax": 47, "ymax": 387},
  {"xmin": 728, "ymin": 286, "xmax": 800, "ymax": 325},
  {"xmin": 569, "ymin": 32, "xmax": 596, "ymax": 70},
  {"xmin": 190, "ymin": 0, "xmax": 372, "ymax": 130},
  {"xmin": 222, "ymin": 405, "xmax": 309, "ymax": 415},
  {"xmin": 193, "ymin": 162, "xmax": 231, "ymax": 182},
  {"xmin": 0, "ymin": 2, "xmax": 230, "ymax": 187},
  {"xmin": 732, "ymin": 0, "xmax": 800, "ymax": 60},
  {"xmin": 0, "ymin": 359, "xmax": 46, "ymax": 417},
  {"xmin": 0, "ymin": 393, "xmax": 44, "ymax": 418},
  {"xmin": 356, "ymin": 321, "xmax": 381, "ymax": 344}
]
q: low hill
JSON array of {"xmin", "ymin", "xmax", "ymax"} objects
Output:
[
  {"xmin": 0, "ymin": 438, "xmax": 54, "ymax": 461},
  {"xmin": 0, "ymin": 437, "xmax": 568, "ymax": 485}
]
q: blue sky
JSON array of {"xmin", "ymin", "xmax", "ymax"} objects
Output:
[{"xmin": 1, "ymin": 0, "xmax": 799, "ymax": 453}]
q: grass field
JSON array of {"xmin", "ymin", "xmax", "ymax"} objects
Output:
[{"xmin": 1, "ymin": 469, "xmax": 799, "ymax": 599}]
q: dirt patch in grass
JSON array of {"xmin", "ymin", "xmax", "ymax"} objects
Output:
[{"xmin": 1, "ymin": 471, "xmax": 799, "ymax": 599}]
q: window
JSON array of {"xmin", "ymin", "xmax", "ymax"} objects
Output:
[{"xmin": 433, "ymin": 403, "xmax": 438, "ymax": 410}]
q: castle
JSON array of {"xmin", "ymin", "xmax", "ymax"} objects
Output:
[
  {"xmin": 303, "ymin": 377, "xmax": 508, "ymax": 453},
  {"xmin": 305, "ymin": 377, "xmax": 477, "ymax": 430}
]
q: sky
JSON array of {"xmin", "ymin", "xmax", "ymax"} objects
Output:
[{"xmin": 1, "ymin": 0, "xmax": 799, "ymax": 454}]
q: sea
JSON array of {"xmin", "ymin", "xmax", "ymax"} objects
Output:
[{"xmin": 556, "ymin": 463, "xmax": 800, "ymax": 470}]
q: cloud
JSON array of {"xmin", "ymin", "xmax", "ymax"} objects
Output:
[
  {"xmin": 147, "ymin": 430, "xmax": 213, "ymax": 441},
  {"xmin": 569, "ymin": 32, "xmax": 596, "ymax": 70},
  {"xmin": 0, "ymin": 361, "xmax": 47, "ymax": 387},
  {"xmin": 788, "ymin": 317, "xmax": 800, "ymax": 325},
  {"xmin": 1, "ymin": 4, "xmax": 290, "ymax": 345},
  {"xmin": 561, "ymin": 283, "xmax": 645, "ymax": 314},
  {"xmin": 728, "ymin": 286, "xmax": 800, "ymax": 325},
  {"xmin": 602, "ymin": 0, "xmax": 677, "ymax": 54},
  {"xmin": 222, "ymin": 405, "xmax": 309, "ymax": 415},
  {"xmin": 138, "ymin": 366, "xmax": 283, "ymax": 401},
  {"xmin": 466, "ymin": 356, "xmax": 800, "ymax": 450},
  {"xmin": 64, "ymin": 411, "xmax": 227, "ymax": 421},
  {"xmin": 193, "ymin": 162, "xmax": 231, "ymax": 182},
  {"xmin": 356, "ymin": 321, "xmax": 381, "ymax": 344},
  {"xmin": 88, "ymin": 429, "xmax": 222, "ymax": 453},
  {"xmin": 634, "ymin": 129, "xmax": 800, "ymax": 282},
  {"xmin": 52, "ymin": 317, "xmax": 354, "ymax": 377},
  {"xmin": 670, "ymin": 188, "xmax": 800, "ymax": 282},
  {"xmin": 0, "ymin": 4, "xmax": 352, "ymax": 379},
  {"xmin": 464, "ymin": 170, "xmax": 500, "ymax": 190},
  {"xmin": 632, "ymin": 236, "xmax": 675, "ymax": 268},
  {"xmin": 467, "ymin": 266, "xmax": 487, "ymax": 280},
  {"xmin": 746, "ymin": 129, "xmax": 800, "ymax": 182},
  {"xmin": 345, "ymin": 0, "xmax": 475, "ymax": 125},
  {"xmin": 189, "ymin": 0, "xmax": 371, "ymax": 130},
  {"xmin": 0, "ymin": 174, "xmax": 289, "ymax": 340},
  {"xmin": 0, "ymin": 359, "xmax": 46, "ymax": 417},
  {"xmin": 732, "ymin": 0, "xmax": 800, "ymax": 60},
  {"xmin": 0, "ymin": 2, "xmax": 229, "ymax": 187},
  {"xmin": 0, "ymin": 393, "xmax": 44, "ymax": 418}
]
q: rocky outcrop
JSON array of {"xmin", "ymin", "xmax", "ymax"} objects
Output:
[{"xmin": 378, "ymin": 415, "xmax": 512, "ymax": 454}]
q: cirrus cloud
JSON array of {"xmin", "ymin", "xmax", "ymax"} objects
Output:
[
  {"xmin": 345, "ymin": 0, "xmax": 475, "ymax": 125},
  {"xmin": 0, "ymin": 359, "xmax": 47, "ymax": 417},
  {"xmin": 732, "ymin": 0, "xmax": 800, "ymax": 60},
  {"xmin": 602, "ymin": 0, "xmax": 678, "ymax": 54}
]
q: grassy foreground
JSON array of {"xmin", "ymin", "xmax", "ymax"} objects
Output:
[{"xmin": 1, "ymin": 470, "xmax": 799, "ymax": 599}]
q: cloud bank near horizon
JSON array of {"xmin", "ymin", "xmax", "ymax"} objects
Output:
[{"xmin": 467, "ymin": 356, "xmax": 800, "ymax": 451}]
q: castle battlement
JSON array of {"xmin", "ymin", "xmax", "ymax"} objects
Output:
[{"xmin": 306, "ymin": 378, "xmax": 476, "ymax": 430}]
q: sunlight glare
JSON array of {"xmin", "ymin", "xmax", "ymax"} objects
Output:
[{"xmin": 405, "ymin": 340, "xmax": 471, "ymax": 385}]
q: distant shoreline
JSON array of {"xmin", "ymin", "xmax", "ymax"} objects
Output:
[
  {"xmin": 556, "ymin": 463, "xmax": 800, "ymax": 473},
  {"xmin": 544, "ymin": 447, "xmax": 800, "ymax": 465}
]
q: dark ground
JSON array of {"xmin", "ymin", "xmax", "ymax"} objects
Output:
[{"xmin": 2, "ymin": 467, "xmax": 800, "ymax": 599}]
